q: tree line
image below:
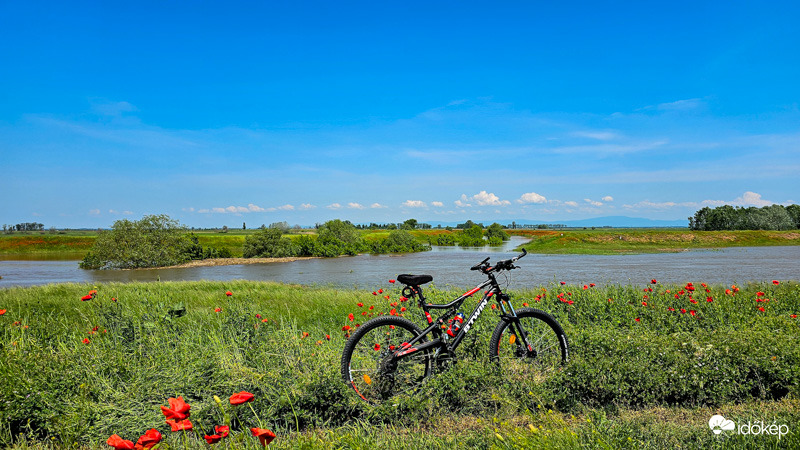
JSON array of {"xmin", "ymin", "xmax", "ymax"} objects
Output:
[
  {"xmin": 80, "ymin": 215, "xmax": 430, "ymax": 269},
  {"xmin": 2, "ymin": 222, "xmax": 45, "ymax": 233},
  {"xmin": 688, "ymin": 204, "xmax": 800, "ymax": 231}
]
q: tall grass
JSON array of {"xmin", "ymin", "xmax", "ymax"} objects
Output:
[{"xmin": 1, "ymin": 279, "xmax": 798, "ymax": 448}]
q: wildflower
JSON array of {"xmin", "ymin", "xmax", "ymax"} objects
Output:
[
  {"xmin": 400, "ymin": 307, "xmax": 407, "ymax": 312},
  {"xmin": 725, "ymin": 289, "xmax": 732, "ymax": 295},
  {"xmin": 773, "ymin": 280, "xmax": 780, "ymax": 285},
  {"xmin": 205, "ymin": 434, "xmax": 223, "ymax": 444},
  {"xmin": 389, "ymin": 279, "xmax": 396, "ymax": 283},
  {"xmin": 582, "ymin": 285, "xmax": 588, "ymax": 290},
  {"xmin": 369, "ymin": 305, "xmax": 374, "ymax": 310},
  {"xmin": 166, "ymin": 419, "xmax": 193, "ymax": 432},
  {"xmin": 791, "ymin": 315, "xmax": 797, "ymax": 319},
  {"xmin": 348, "ymin": 313, "xmax": 354, "ymax": 321},
  {"xmin": 357, "ymin": 302, "xmax": 363, "ymax": 307},
  {"xmin": 756, "ymin": 291, "xmax": 766, "ymax": 297},
  {"xmin": 112, "ymin": 297, "xmax": 117, "ymax": 302},
  {"xmin": 326, "ymin": 334, "xmax": 331, "ymax": 340},
  {"xmin": 667, "ymin": 307, "xmax": 675, "ymax": 312},
  {"xmin": 342, "ymin": 325, "xmax": 351, "ymax": 332},
  {"xmin": 372, "ymin": 291, "xmax": 377, "ymax": 296},
  {"xmin": 374, "ymin": 343, "xmax": 381, "ymax": 351},
  {"xmin": 707, "ymin": 297, "xmax": 713, "ymax": 302},
  {"xmin": 680, "ymin": 309, "xmax": 686, "ymax": 314},
  {"xmin": 225, "ymin": 291, "xmax": 233, "ymax": 296},
  {"xmin": 135, "ymin": 429, "xmax": 162, "ymax": 450},
  {"xmin": 491, "ymin": 304, "xmax": 497, "ymax": 310},
  {"xmin": 230, "ymin": 391, "xmax": 255, "ymax": 405},
  {"xmin": 302, "ymin": 332, "xmax": 309, "ymax": 338},
  {"xmin": 0, "ymin": 309, "xmax": 5, "ymax": 315},
  {"xmin": 251, "ymin": 428, "xmax": 276, "ymax": 446},
  {"xmin": 590, "ymin": 283, "xmax": 596, "ymax": 287},
  {"xmin": 215, "ymin": 425, "xmax": 230, "ymax": 438},
  {"xmin": 758, "ymin": 307, "xmax": 765, "ymax": 312},
  {"xmin": 160, "ymin": 396, "xmax": 191, "ymax": 421},
  {"xmin": 642, "ymin": 302, "xmax": 647, "ymax": 306},
  {"xmin": 689, "ymin": 310, "xmax": 696, "ymax": 316},
  {"xmin": 635, "ymin": 318, "xmax": 640, "ymax": 322},
  {"xmin": 215, "ymin": 307, "xmax": 222, "ymax": 313},
  {"xmin": 256, "ymin": 314, "xmax": 262, "ymax": 319},
  {"xmin": 107, "ymin": 434, "xmax": 134, "ymax": 450},
  {"xmin": 81, "ymin": 294, "xmax": 93, "ymax": 301},
  {"xmin": 378, "ymin": 289, "xmax": 383, "ymax": 294},
  {"xmin": 83, "ymin": 338, "xmax": 90, "ymax": 344},
  {"xmin": 522, "ymin": 302, "xmax": 529, "ymax": 307},
  {"xmin": 560, "ymin": 281, "xmax": 566, "ymax": 285}
]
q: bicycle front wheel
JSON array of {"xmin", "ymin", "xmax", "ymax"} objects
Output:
[
  {"xmin": 340, "ymin": 315, "xmax": 432, "ymax": 403},
  {"xmin": 489, "ymin": 308, "xmax": 568, "ymax": 382}
]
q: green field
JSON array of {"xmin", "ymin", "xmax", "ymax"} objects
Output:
[
  {"xmin": 1, "ymin": 279, "xmax": 798, "ymax": 448},
  {"xmin": 511, "ymin": 229, "xmax": 800, "ymax": 255}
]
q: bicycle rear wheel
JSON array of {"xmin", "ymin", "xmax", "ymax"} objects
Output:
[
  {"xmin": 489, "ymin": 308, "xmax": 568, "ymax": 382},
  {"xmin": 340, "ymin": 315, "xmax": 432, "ymax": 403}
]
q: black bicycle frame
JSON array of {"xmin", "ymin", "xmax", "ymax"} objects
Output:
[{"xmin": 391, "ymin": 271, "xmax": 533, "ymax": 362}]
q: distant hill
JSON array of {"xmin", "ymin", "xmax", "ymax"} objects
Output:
[{"xmin": 425, "ymin": 216, "xmax": 688, "ymax": 229}]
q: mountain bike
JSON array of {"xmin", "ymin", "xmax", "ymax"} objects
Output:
[{"xmin": 340, "ymin": 249, "xmax": 569, "ymax": 403}]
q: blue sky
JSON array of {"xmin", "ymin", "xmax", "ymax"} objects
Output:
[{"xmin": 2, "ymin": 1, "xmax": 799, "ymax": 228}]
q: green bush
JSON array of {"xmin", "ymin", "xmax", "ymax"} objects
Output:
[
  {"xmin": 79, "ymin": 214, "xmax": 191, "ymax": 269},
  {"xmin": 243, "ymin": 228, "xmax": 297, "ymax": 258}
]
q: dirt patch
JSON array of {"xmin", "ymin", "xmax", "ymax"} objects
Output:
[{"xmin": 145, "ymin": 257, "xmax": 318, "ymax": 270}]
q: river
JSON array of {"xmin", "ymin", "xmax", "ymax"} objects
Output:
[{"xmin": 1, "ymin": 237, "xmax": 798, "ymax": 289}]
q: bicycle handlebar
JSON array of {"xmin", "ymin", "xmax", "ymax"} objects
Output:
[{"xmin": 470, "ymin": 248, "xmax": 527, "ymax": 273}]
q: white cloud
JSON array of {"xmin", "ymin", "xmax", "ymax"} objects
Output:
[
  {"xmin": 623, "ymin": 201, "xmax": 698, "ymax": 210},
  {"xmin": 732, "ymin": 191, "xmax": 774, "ymax": 207},
  {"xmin": 573, "ymin": 131, "xmax": 620, "ymax": 141},
  {"xmin": 402, "ymin": 200, "xmax": 427, "ymax": 208},
  {"xmin": 299, "ymin": 203, "xmax": 316, "ymax": 210},
  {"xmin": 431, "ymin": 201, "xmax": 444, "ymax": 207},
  {"xmin": 89, "ymin": 209, "xmax": 101, "ymax": 215},
  {"xmin": 584, "ymin": 198, "xmax": 603, "ymax": 207},
  {"xmin": 564, "ymin": 201, "xmax": 578, "ymax": 207},
  {"xmin": 370, "ymin": 203, "xmax": 387, "ymax": 209},
  {"xmin": 454, "ymin": 194, "xmax": 472, "ymax": 208},
  {"xmin": 517, "ymin": 192, "xmax": 547, "ymax": 204},
  {"xmin": 472, "ymin": 191, "xmax": 510, "ymax": 206},
  {"xmin": 347, "ymin": 202, "xmax": 365, "ymax": 209},
  {"xmin": 327, "ymin": 203, "xmax": 342, "ymax": 210},
  {"xmin": 602, "ymin": 196, "xmax": 614, "ymax": 202},
  {"xmin": 277, "ymin": 204, "xmax": 294, "ymax": 211}
]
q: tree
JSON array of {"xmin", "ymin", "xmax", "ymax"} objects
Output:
[
  {"xmin": 484, "ymin": 223, "xmax": 509, "ymax": 244},
  {"xmin": 243, "ymin": 228, "xmax": 296, "ymax": 258},
  {"xmin": 786, "ymin": 204, "xmax": 800, "ymax": 229},
  {"xmin": 317, "ymin": 219, "xmax": 364, "ymax": 255},
  {"xmin": 80, "ymin": 214, "xmax": 191, "ymax": 269},
  {"xmin": 401, "ymin": 219, "xmax": 418, "ymax": 230}
]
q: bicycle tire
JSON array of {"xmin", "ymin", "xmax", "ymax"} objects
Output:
[
  {"xmin": 489, "ymin": 307, "xmax": 569, "ymax": 382},
  {"xmin": 340, "ymin": 315, "xmax": 432, "ymax": 403}
]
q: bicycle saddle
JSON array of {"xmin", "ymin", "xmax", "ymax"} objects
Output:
[{"xmin": 397, "ymin": 274, "xmax": 433, "ymax": 286}]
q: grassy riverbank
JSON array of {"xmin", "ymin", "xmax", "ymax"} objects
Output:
[
  {"xmin": 1, "ymin": 279, "xmax": 798, "ymax": 448},
  {"xmin": 511, "ymin": 229, "xmax": 800, "ymax": 254}
]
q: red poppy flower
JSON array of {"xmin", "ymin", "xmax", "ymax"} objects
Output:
[
  {"xmin": 251, "ymin": 428, "xmax": 276, "ymax": 446},
  {"xmin": 707, "ymin": 297, "xmax": 713, "ymax": 302},
  {"xmin": 756, "ymin": 291, "xmax": 765, "ymax": 297},
  {"xmin": 262, "ymin": 318, "xmax": 268, "ymax": 323},
  {"xmin": 378, "ymin": 289, "xmax": 383, "ymax": 294},
  {"xmin": 635, "ymin": 318, "xmax": 640, "ymax": 322},
  {"xmin": 215, "ymin": 425, "xmax": 230, "ymax": 438},
  {"xmin": 389, "ymin": 279, "xmax": 396, "ymax": 283},
  {"xmin": 560, "ymin": 281, "xmax": 566, "ymax": 285},
  {"xmin": 342, "ymin": 325, "xmax": 351, "ymax": 332},
  {"xmin": 390, "ymin": 308, "xmax": 397, "ymax": 316},
  {"xmin": 81, "ymin": 295, "xmax": 93, "ymax": 301},
  {"xmin": 590, "ymin": 283, "xmax": 596, "ymax": 287},
  {"xmin": 522, "ymin": 302, "xmax": 529, "ymax": 307},
  {"xmin": 357, "ymin": 302, "xmax": 363, "ymax": 307},
  {"xmin": 205, "ymin": 434, "xmax": 223, "ymax": 444},
  {"xmin": 400, "ymin": 307, "xmax": 407, "ymax": 312},
  {"xmin": 758, "ymin": 307, "xmax": 765, "ymax": 312},
  {"xmin": 302, "ymin": 332, "xmax": 309, "ymax": 338},
  {"xmin": 230, "ymin": 391, "xmax": 255, "ymax": 405},
  {"xmin": 215, "ymin": 307, "xmax": 222, "ymax": 313},
  {"xmin": 165, "ymin": 419, "xmax": 193, "ymax": 432},
  {"xmin": 107, "ymin": 434, "xmax": 134, "ymax": 450},
  {"xmin": 491, "ymin": 304, "xmax": 496, "ymax": 310},
  {"xmin": 680, "ymin": 309, "xmax": 686, "ymax": 314},
  {"xmin": 374, "ymin": 343, "xmax": 381, "ymax": 351},
  {"xmin": 112, "ymin": 297, "xmax": 117, "ymax": 302},
  {"xmin": 369, "ymin": 305, "xmax": 374, "ymax": 310},
  {"xmin": 791, "ymin": 314, "xmax": 797, "ymax": 319},
  {"xmin": 725, "ymin": 289, "xmax": 732, "ymax": 295},
  {"xmin": 348, "ymin": 313, "xmax": 354, "ymax": 321},
  {"xmin": 83, "ymin": 338, "xmax": 90, "ymax": 344},
  {"xmin": 689, "ymin": 310, "xmax": 696, "ymax": 316},
  {"xmin": 325, "ymin": 334, "xmax": 331, "ymax": 340},
  {"xmin": 0, "ymin": 309, "xmax": 6, "ymax": 315},
  {"xmin": 372, "ymin": 291, "xmax": 377, "ymax": 296},
  {"xmin": 135, "ymin": 429, "xmax": 162, "ymax": 450},
  {"xmin": 255, "ymin": 314, "xmax": 262, "ymax": 319},
  {"xmin": 667, "ymin": 307, "xmax": 675, "ymax": 312},
  {"xmin": 226, "ymin": 291, "xmax": 233, "ymax": 296},
  {"xmin": 160, "ymin": 396, "xmax": 191, "ymax": 420},
  {"xmin": 582, "ymin": 285, "xmax": 588, "ymax": 290},
  {"xmin": 651, "ymin": 279, "xmax": 657, "ymax": 284},
  {"xmin": 773, "ymin": 280, "xmax": 780, "ymax": 285},
  {"xmin": 642, "ymin": 302, "xmax": 647, "ymax": 306}
]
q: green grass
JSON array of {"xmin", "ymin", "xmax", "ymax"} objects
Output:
[
  {"xmin": 513, "ymin": 229, "xmax": 800, "ymax": 254},
  {"xmin": 1, "ymin": 279, "xmax": 799, "ymax": 448}
]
